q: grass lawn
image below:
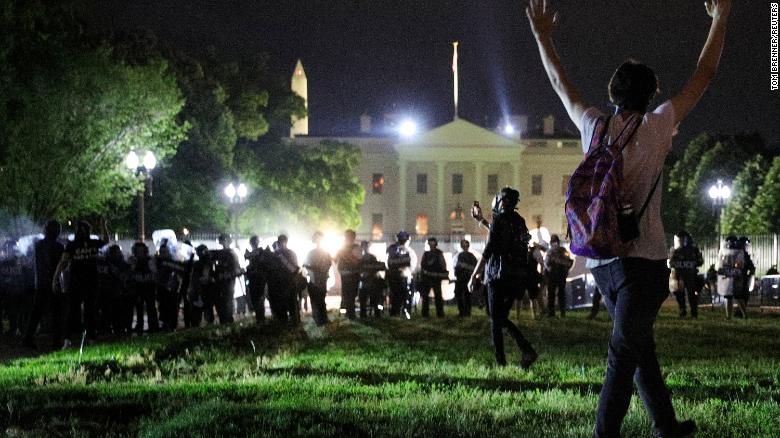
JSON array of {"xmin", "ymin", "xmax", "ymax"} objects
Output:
[{"xmin": 1, "ymin": 304, "xmax": 779, "ymax": 437}]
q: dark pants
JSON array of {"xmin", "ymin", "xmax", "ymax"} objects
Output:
[
  {"xmin": 308, "ymin": 280, "xmax": 329, "ymax": 325},
  {"xmin": 340, "ymin": 274, "xmax": 360, "ymax": 319},
  {"xmin": 67, "ymin": 281, "xmax": 98, "ymax": 339},
  {"xmin": 546, "ymin": 273, "xmax": 567, "ymax": 317},
  {"xmin": 454, "ymin": 280, "xmax": 471, "ymax": 316},
  {"xmin": 158, "ymin": 287, "xmax": 179, "ymax": 331},
  {"xmin": 591, "ymin": 258, "xmax": 678, "ymax": 437},
  {"xmin": 215, "ymin": 282, "xmax": 235, "ymax": 324},
  {"xmin": 673, "ymin": 273, "xmax": 699, "ymax": 318},
  {"xmin": 134, "ymin": 287, "xmax": 159, "ymax": 333},
  {"xmin": 487, "ymin": 280, "xmax": 535, "ymax": 365},
  {"xmin": 267, "ymin": 277, "xmax": 288, "ymax": 322},
  {"xmin": 388, "ymin": 277, "xmax": 410, "ymax": 317},
  {"xmin": 248, "ymin": 276, "xmax": 267, "ymax": 323},
  {"xmin": 25, "ymin": 288, "xmax": 64, "ymax": 348},
  {"xmin": 420, "ymin": 282, "xmax": 444, "ymax": 317}
]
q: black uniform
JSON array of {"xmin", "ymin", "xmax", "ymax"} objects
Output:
[
  {"xmin": 246, "ymin": 247, "xmax": 271, "ymax": 323},
  {"xmin": 420, "ymin": 248, "xmax": 448, "ymax": 318},
  {"xmin": 483, "ymin": 210, "xmax": 536, "ymax": 366},
  {"xmin": 24, "ymin": 237, "xmax": 65, "ymax": 347},
  {"xmin": 212, "ymin": 248, "xmax": 242, "ymax": 325},
  {"xmin": 128, "ymin": 256, "xmax": 158, "ymax": 333},
  {"xmin": 0, "ymin": 254, "xmax": 28, "ymax": 336},
  {"xmin": 96, "ymin": 249, "xmax": 128, "ymax": 335},
  {"xmin": 359, "ymin": 253, "xmax": 386, "ymax": 318},
  {"xmin": 386, "ymin": 243, "xmax": 414, "ymax": 317},
  {"xmin": 669, "ymin": 245, "xmax": 704, "ymax": 318},
  {"xmin": 336, "ymin": 244, "xmax": 362, "ymax": 319},
  {"xmin": 275, "ymin": 247, "xmax": 302, "ymax": 323},
  {"xmin": 304, "ymin": 247, "xmax": 332, "ymax": 325},
  {"xmin": 65, "ymin": 237, "xmax": 105, "ymax": 339},
  {"xmin": 187, "ymin": 253, "xmax": 214, "ymax": 327},
  {"xmin": 156, "ymin": 253, "xmax": 183, "ymax": 331},
  {"xmin": 453, "ymin": 251, "xmax": 478, "ymax": 316},
  {"xmin": 544, "ymin": 245, "xmax": 573, "ymax": 317}
]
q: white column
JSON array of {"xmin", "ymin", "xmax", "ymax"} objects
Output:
[
  {"xmin": 399, "ymin": 160, "xmax": 407, "ymax": 232},
  {"xmin": 436, "ymin": 161, "xmax": 446, "ymax": 234},
  {"xmin": 511, "ymin": 162, "xmax": 521, "ymax": 193},
  {"xmin": 474, "ymin": 161, "xmax": 484, "ymax": 205}
]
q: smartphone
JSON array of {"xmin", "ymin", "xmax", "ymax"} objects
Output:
[{"xmin": 471, "ymin": 200, "xmax": 481, "ymax": 219}]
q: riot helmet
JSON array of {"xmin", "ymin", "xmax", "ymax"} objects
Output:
[
  {"xmin": 44, "ymin": 220, "xmax": 61, "ymax": 240},
  {"xmin": 107, "ymin": 244, "xmax": 125, "ymax": 264},
  {"xmin": 396, "ymin": 231, "xmax": 410, "ymax": 245},
  {"xmin": 724, "ymin": 235, "xmax": 739, "ymax": 250},
  {"xmin": 132, "ymin": 241, "xmax": 149, "ymax": 260},
  {"xmin": 738, "ymin": 236, "xmax": 751, "ymax": 254},
  {"xmin": 75, "ymin": 220, "xmax": 91, "ymax": 241}
]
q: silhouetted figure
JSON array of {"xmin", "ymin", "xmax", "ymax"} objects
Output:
[
  {"xmin": 336, "ymin": 230, "xmax": 362, "ymax": 320},
  {"xmin": 452, "ymin": 239, "xmax": 478, "ymax": 317},
  {"xmin": 668, "ymin": 231, "xmax": 704, "ymax": 318},
  {"xmin": 386, "ymin": 231, "xmax": 416, "ymax": 319},
  {"xmin": 420, "ymin": 237, "xmax": 448, "ymax": 318},
  {"xmin": 24, "ymin": 221, "xmax": 65, "ymax": 349},
  {"xmin": 544, "ymin": 235, "xmax": 573, "ymax": 318},
  {"xmin": 358, "ymin": 240, "xmax": 385, "ymax": 318},
  {"xmin": 128, "ymin": 241, "xmax": 158, "ymax": 334},
  {"xmin": 304, "ymin": 232, "xmax": 332, "ymax": 325}
]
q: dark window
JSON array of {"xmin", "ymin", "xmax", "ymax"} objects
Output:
[
  {"xmin": 452, "ymin": 173, "xmax": 463, "ymax": 195},
  {"xmin": 532, "ymin": 175, "xmax": 543, "ymax": 196},
  {"xmin": 487, "ymin": 174, "xmax": 499, "ymax": 195},
  {"xmin": 417, "ymin": 173, "xmax": 427, "ymax": 194},
  {"xmin": 561, "ymin": 175, "xmax": 571, "ymax": 196},
  {"xmin": 371, "ymin": 173, "xmax": 384, "ymax": 194}
]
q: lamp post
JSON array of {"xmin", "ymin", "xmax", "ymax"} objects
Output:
[
  {"xmin": 126, "ymin": 150, "xmax": 157, "ymax": 241},
  {"xmin": 708, "ymin": 179, "xmax": 731, "ymax": 240},
  {"xmin": 223, "ymin": 182, "xmax": 248, "ymax": 243}
]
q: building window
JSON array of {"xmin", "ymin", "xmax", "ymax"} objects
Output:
[
  {"xmin": 452, "ymin": 173, "xmax": 463, "ymax": 195},
  {"xmin": 561, "ymin": 175, "xmax": 571, "ymax": 196},
  {"xmin": 487, "ymin": 174, "xmax": 499, "ymax": 195},
  {"xmin": 371, "ymin": 173, "xmax": 384, "ymax": 194},
  {"xmin": 532, "ymin": 175, "xmax": 543, "ymax": 195},
  {"xmin": 371, "ymin": 213, "xmax": 383, "ymax": 240},
  {"xmin": 417, "ymin": 173, "xmax": 427, "ymax": 194},
  {"xmin": 415, "ymin": 214, "xmax": 429, "ymax": 235}
]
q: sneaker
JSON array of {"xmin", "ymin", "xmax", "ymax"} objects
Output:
[
  {"xmin": 520, "ymin": 350, "xmax": 539, "ymax": 370},
  {"xmin": 656, "ymin": 420, "xmax": 697, "ymax": 438}
]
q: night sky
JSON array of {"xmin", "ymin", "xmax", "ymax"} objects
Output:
[{"xmin": 84, "ymin": 1, "xmax": 779, "ymax": 149}]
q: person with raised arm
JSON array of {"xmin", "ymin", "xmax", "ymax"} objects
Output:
[{"xmin": 527, "ymin": 0, "xmax": 730, "ymax": 436}]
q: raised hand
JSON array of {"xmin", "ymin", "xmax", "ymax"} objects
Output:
[
  {"xmin": 526, "ymin": 0, "xmax": 559, "ymax": 39},
  {"xmin": 705, "ymin": 0, "xmax": 731, "ymax": 21}
]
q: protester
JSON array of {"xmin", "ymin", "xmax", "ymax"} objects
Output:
[
  {"xmin": 452, "ymin": 239, "xmax": 478, "ymax": 317},
  {"xmin": 544, "ymin": 235, "xmax": 573, "ymax": 318},
  {"xmin": 528, "ymin": 0, "xmax": 730, "ymax": 434},
  {"xmin": 24, "ymin": 221, "xmax": 65, "ymax": 349},
  {"xmin": 734, "ymin": 236, "xmax": 755, "ymax": 318},
  {"xmin": 419, "ymin": 237, "xmax": 448, "ymax": 318},
  {"xmin": 470, "ymin": 187, "xmax": 538, "ymax": 369}
]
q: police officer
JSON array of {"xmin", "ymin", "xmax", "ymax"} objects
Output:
[
  {"xmin": 470, "ymin": 187, "xmax": 538, "ymax": 368},
  {"xmin": 420, "ymin": 237, "xmax": 448, "ymax": 318},
  {"xmin": 668, "ymin": 231, "xmax": 704, "ymax": 318},
  {"xmin": 735, "ymin": 236, "xmax": 756, "ymax": 319},
  {"xmin": 544, "ymin": 234, "xmax": 573, "ymax": 318},
  {"xmin": 452, "ymin": 240, "xmax": 478, "ymax": 317},
  {"xmin": 128, "ymin": 241, "xmax": 158, "ymax": 334},
  {"xmin": 245, "ymin": 235, "xmax": 269, "ymax": 323},
  {"xmin": 52, "ymin": 221, "xmax": 105, "ymax": 346},
  {"xmin": 386, "ymin": 231, "xmax": 417, "ymax": 319},
  {"xmin": 187, "ymin": 244, "xmax": 213, "ymax": 327},
  {"xmin": 304, "ymin": 232, "xmax": 332, "ymax": 325},
  {"xmin": 336, "ymin": 230, "xmax": 362, "ymax": 320},
  {"xmin": 211, "ymin": 233, "xmax": 242, "ymax": 324},
  {"xmin": 358, "ymin": 240, "xmax": 386, "ymax": 318},
  {"xmin": 95, "ymin": 244, "xmax": 127, "ymax": 336},
  {"xmin": 24, "ymin": 221, "xmax": 65, "ymax": 349},
  {"xmin": 0, "ymin": 239, "xmax": 27, "ymax": 337},
  {"xmin": 156, "ymin": 239, "xmax": 181, "ymax": 330},
  {"xmin": 274, "ymin": 235, "xmax": 302, "ymax": 323},
  {"xmin": 717, "ymin": 235, "xmax": 745, "ymax": 320}
]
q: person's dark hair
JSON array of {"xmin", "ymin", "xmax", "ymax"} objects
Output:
[
  {"xmin": 460, "ymin": 239, "xmax": 470, "ymax": 250},
  {"xmin": 250, "ymin": 235, "xmax": 260, "ymax": 247},
  {"xmin": 75, "ymin": 220, "xmax": 91, "ymax": 241},
  {"xmin": 550, "ymin": 234, "xmax": 561, "ymax": 244},
  {"xmin": 277, "ymin": 234, "xmax": 288, "ymax": 243},
  {"xmin": 427, "ymin": 237, "xmax": 437, "ymax": 244},
  {"xmin": 498, "ymin": 186, "xmax": 520, "ymax": 209},
  {"xmin": 44, "ymin": 220, "xmax": 61, "ymax": 240},
  {"xmin": 608, "ymin": 60, "xmax": 659, "ymax": 113}
]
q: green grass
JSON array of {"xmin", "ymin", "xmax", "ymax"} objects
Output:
[{"xmin": 1, "ymin": 305, "xmax": 779, "ymax": 437}]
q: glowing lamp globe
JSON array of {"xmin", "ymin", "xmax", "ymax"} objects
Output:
[
  {"xmin": 143, "ymin": 151, "xmax": 157, "ymax": 170},
  {"xmin": 237, "ymin": 183, "xmax": 248, "ymax": 199},
  {"xmin": 224, "ymin": 183, "xmax": 236, "ymax": 199},
  {"xmin": 125, "ymin": 151, "xmax": 140, "ymax": 170}
]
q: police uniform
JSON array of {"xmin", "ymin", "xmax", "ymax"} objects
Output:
[
  {"xmin": 275, "ymin": 246, "xmax": 302, "ymax": 323},
  {"xmin": 359, "ymin": 251, "xmax": 386, "ymax": 317},
  {"xmin": 212, "ymin": 248, "xmax": 242, "ymax": 324},
  {"xmin": 128, "ymin": 255, "xmax": 158, "ymax": 333},
  {"xmin": 453, "ymin": 250, "xmax": 478, "ymax": 317},
  {"xmin": 386, "ymin": 243, "xmax": 416, "ymax": 317},
  {"xmin": 65, "ymin": 237, "xmax": 105, "ymax": 339},
  {"xmin": 246, "ymin": 247, "xmax": 270, "ymax": 323},
  {"xmin": 668, "ymin": 244, "xmax": 704, "ymax": 318},
  {"xmin": 336, "ymin": 243, "xmax": 362, "ymax": 319},
  {"xmin": 304, "ymin": 247, "xmax": 332, "ymax": 325},
  {"xmin": 24, "ymin": 236, "xmax": 65, "ymax": 348},
  {"xmin": 420, "ymin": 247, "xmax": 448, "ymax": 318}
]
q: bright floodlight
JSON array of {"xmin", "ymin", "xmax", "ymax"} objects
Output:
[
  {"xmin": 503, "ymin": 124, "xmax": 515, "ymax": 135},
  {"xmin": 143, "ymin": 151, "xmax": 157, "ymax": 170},
  {"xmin": 399, "ymin": 120, "xmax": 417, "ymax": 138},
  {"xmin": 708, "ymin": 185, "xmax": 719, "ymax": 200},
  {"xmin": 125, "ymin": 150, "xmax": 139, "ymax": 170},
  {"xmin": 721, "ymin": 185, "xmax": 731, "ymax": 199},
  {"xmin": 224, "ymin": 183, "xmax": 236, "ymax": 199},
  {"xmin": 236, "ymin": 183, "xmax": 248, "ymax": 199}
]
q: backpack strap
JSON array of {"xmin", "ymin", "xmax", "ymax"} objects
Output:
[
  {"xmin": 637, "ymin": 170, "xmax": 662, "ymax": 220},
  {"xmin": 588, "ymin": 115, "xmax": 612, "ymax": 154},
  {"xmin": 613, "ymin": 114, "xmax": 642, "ymax": 152}
]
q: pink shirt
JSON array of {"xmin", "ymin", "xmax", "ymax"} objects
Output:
[{"xmin": 580, "ymin": 101, "xmax": 676, "ymax": 261}]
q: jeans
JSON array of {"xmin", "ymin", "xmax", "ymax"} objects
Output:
[
  {"xmin": 487, "ymin": 280, "xmax": 535, "ymax": 365},
  {"xmin": 591, "ymin": 258, "xmax": 678, "ymax": 437}
]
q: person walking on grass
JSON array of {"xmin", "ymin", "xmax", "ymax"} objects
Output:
[
  {"xmin": 470, "ymin": 187, "xmax": 538, "ymax": 369},
  {"xmin": 527, "ymin": 0, "xmax": 730, "ymax": 436}
]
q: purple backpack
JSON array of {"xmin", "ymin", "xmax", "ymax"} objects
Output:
[{"xmin": 565, "ymin": 114, "xmax": 656, "ymax": 259}]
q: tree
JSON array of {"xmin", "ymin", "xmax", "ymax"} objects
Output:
[
  {"xmin": 0, "ymin": 3, "xmax": 186, "ymax": 236},
  {"xmin": 746, "ymin": 156, "xmax": 780, "ymax": 234},
  {"xmin": 721, "ymin": 155, "xmax": 767, "ymax": 235}
]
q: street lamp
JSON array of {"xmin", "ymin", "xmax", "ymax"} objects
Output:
[
  {"xmin": 708, "ymin": 179, "xmax": 731, "ymax": 239},
  {"xmin": 126, "ymin": 150, "xmax": 157, "ymax": 241},
  {"xmin": 223, "ymin": 182, "xmax": 248, "ymax": 243}
]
